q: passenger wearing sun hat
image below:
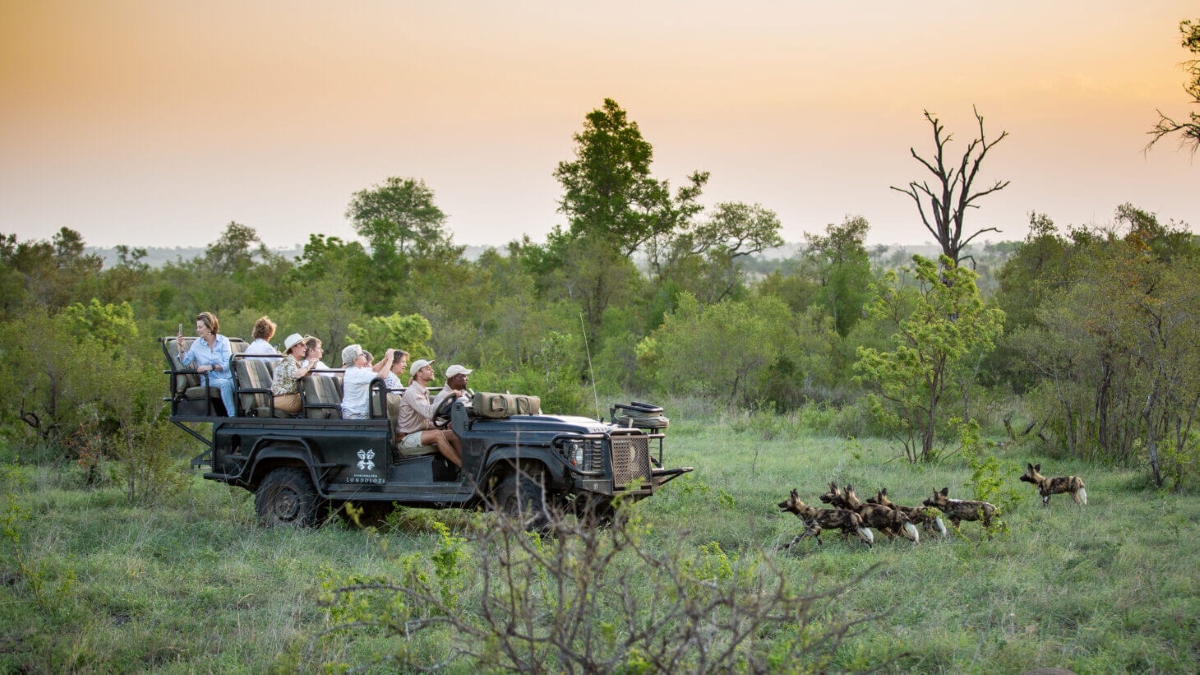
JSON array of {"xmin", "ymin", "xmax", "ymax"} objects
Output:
[
  {"xmin": 269, "ymin": 333, "xmax": 318, "ymax": 415},
  {"xmin": 340, "ymin": 344, "xmax": 396, "ymax": 420},
  {"xmin": 396, "ymin": 358, "xmax": 463, "ymax": 468}
]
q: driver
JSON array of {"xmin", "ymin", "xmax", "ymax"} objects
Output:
[
  {"xmin": 396, "ymin": 359, "xmax": 463, "ymax": 467},
  {"xmin": 431, "ymin": 364, "xmax": 472, "ymax": 412}
]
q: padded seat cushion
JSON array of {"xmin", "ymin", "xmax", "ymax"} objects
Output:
[{"xmin": 301, "ymin": 374, "xmax": 343, "ymax": 419}]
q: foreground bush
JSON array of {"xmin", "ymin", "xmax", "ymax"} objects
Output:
[{"xmin": 310, "ymin": 501, "xmax": 880, "ymax": 673}]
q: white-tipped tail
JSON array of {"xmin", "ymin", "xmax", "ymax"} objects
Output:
[
  {"xmin": 1078, "ymin": 487, "xmax": 1088, "ymax": 505},
  {"xmin": 859, "ymin": 527, "xmax": 874, "ymax": 545},
  {"xmin": 934, "ymin": 517, "xmax": 948, "ymax": 538},
  {"xmin": 904, "ymin": 521, "xmax": 920, "ymax": 543}
]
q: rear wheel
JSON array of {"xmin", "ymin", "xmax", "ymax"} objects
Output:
[
  {"xmin": 256, "ymin": 467, "xmax": 319, "ymax": 528},
  {"xmin": 493, "ymin": 471, "xmax": 550, "ymax": 532}
]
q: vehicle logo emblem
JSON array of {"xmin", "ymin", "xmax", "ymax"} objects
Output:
[{"xmin": 356, "ymin": 449, "xmax": 375, "ymax": 471}]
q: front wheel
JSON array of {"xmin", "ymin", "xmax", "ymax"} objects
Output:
[
  {"xmin": 256, "ymin": 467, "xmax": 320, "ymax": 528},
  {"xmin": 492, "ymin": 471, "xmax": 550, "ymax": 532}
]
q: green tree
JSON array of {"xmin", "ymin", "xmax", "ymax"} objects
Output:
[
  {"xmin": 664, "ymin": 202, "xmax": 783, "ymax": 304},
  {"xmin": 803, "ymin": 215, "xmax": 873, "ymax": 336},
  {"xmin": 641, "ymin": 293, "xmax": 797, "ymax": 405},
  {"xmin": 855, "ymin": 256, "xmax": 1005, "ymax": 462},
  {"xmin": 346, "ymin": 177, "xmax": 451, "ymax": 259},
  {"xmin": 1147, "ymin": 18, "xmax": 1200, "ymax": 154},
  {"xmin": 346, "ymin": 313, "xmax": 434, "ymax": 365},
  {"xmin": 891, "ymin": 108, "xmax": 1010, "ymax": 264},
  {"xmin": 346, "ymin": 177, "xmax": 456, "ymax": 305},
  {"xmin": 0, "ymin": 228, "xmax": 103, "ymax": 317},
  {"xmin": 554, "ymin": 98, "xmax": 708, "ymax": 258}
]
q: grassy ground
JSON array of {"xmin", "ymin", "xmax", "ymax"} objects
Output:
[{"xmin": 1, "ymin": 418, "xmax": 1197, "ymax": 673}]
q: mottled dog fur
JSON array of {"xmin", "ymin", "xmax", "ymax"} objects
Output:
[
  {"xmin": 866, "ymin": 488, "xmax": 948, "ymax": 538},
  {"xmin": 1020, "ymin": 463, "xmax": 1088, "ymax": 507},
  {"xmin": 820, "ymin": 482, "xmax": 919, "ymax": 543},
  {"xmin": 778, "ymin": 489, "xmax": 873, "ymax": 549},
  {"xmin": 922, "ymin": 488, "xmax": 997, "ymax": 535}
]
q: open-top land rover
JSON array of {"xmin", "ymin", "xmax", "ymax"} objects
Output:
[{"xmin": 163, "ymin": 337, "xmax": 691, "ymax": 527}]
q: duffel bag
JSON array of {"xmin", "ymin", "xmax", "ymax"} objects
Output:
[
  {"xmin": 515, "ymin": 395, "xmax": 541, "ymax": 415},
  {"xmin": 475, "ymin": 392, "xmax": 517, "ymax": 419}
]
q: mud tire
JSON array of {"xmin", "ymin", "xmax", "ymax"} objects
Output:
[
  {"xmin": 493, "ymin": 471, "xmax": 550, "ymax": 532},
  {"xmin": 255, "ymin": 467, "xmax": 320, "ymax": 528}
]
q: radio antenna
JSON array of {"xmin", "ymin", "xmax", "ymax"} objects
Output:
[{"xmin": 580, "ymin": 313, "xmax": 602, "ymax": 420}]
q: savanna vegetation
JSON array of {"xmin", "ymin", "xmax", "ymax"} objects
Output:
[{"xmin": 3, "ymin": 22, "xmax": 1200, "ymax": 668}]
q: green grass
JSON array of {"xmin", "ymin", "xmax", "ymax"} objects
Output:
[{"xmin": 2, "ymin": 421, "xmax": 1198, "ymax": 673}]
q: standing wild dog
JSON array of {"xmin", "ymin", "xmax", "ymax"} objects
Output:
[
  {"xmin": 922, "ymin": 488, "xmax": 997, "ymax": 535},
  {"xmin": 777, "ymin": 489, "xmax": 874, "ymax": 549},
  {"xmin": 1019, "ymin": 463, "xmax": 1088, "ymax": 507},
  {"xmin": 820, "ymin": 482, "xmax": 919, "ymax": 543},
  {"xmin": 867, "ymin": 488, "xmax": 948, "ymax": 538}
]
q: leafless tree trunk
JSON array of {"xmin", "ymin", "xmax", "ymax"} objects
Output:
[{"xmin": 892, "ymin": 107, "xmax": 1010, "ymax": 265}]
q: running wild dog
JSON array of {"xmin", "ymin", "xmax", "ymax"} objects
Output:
[
  {"xmin": 1019, "ymin": 463, "xmax": 1088, "ymax": 507},
  {"xmin": 820, "ymin": 482, "xmax": 919, "ymax": 543},
  {"xmin": 866, "ymin": 488, "xmax": 948, "ymax": 538},
  {"xmin": 922, "ymin": 488, "xmax": 997, "ymax": 535},
  {"xmin": 777, "ymin": 489, "xmax": 874, "ymax": 549}
]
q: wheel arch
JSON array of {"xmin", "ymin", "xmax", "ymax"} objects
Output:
[{"xmin": 246, "ymin": 439, "xmax": 322, "ymax": 493}]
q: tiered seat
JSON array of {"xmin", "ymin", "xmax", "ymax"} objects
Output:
[
  {"xmin": 299, "ymin": 373, "xmax": 344, "ymax": 419},
  {"xmin": 161, "ymin": 336, "xmax": 246, "ymax": 416},
  {"xmin": 232, "ymin": 354, "xmax": 290, "ymax": 418}
]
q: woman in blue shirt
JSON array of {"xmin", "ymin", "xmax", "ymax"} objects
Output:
[{"xmin": 175, "ymin": 311, "xmax": 235, "ymax": 416}]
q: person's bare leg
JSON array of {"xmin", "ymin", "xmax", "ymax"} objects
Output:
[
  {"xmin": 445, "ymin": 429, "xmax": 462, "ymax": 456},
  {"xmin": 422, "ymin": 430, "xmax": 462, "ymax": 467}
]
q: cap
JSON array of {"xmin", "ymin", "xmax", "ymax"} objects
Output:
[
  {"xmin": 341, "ymin": 344, "xmax": 363, "ymax": 367},
  {"xmin": 410, "ymin": 358, "xmax": 435, "ymax": 377},
  {"xmin": 445, "ymin": 365, "xmax": 473, "ymax": 378},
  {"xmin": 283, "ymin": 333, "xmax": 305, "ymax": 351}
]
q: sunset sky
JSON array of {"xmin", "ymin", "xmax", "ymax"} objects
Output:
[{"xmin": 2, "ymin": 1, "xmax": 1198, "ymax": 252}]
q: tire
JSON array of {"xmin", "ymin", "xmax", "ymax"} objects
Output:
[
  {"xmin": 492, "ymin": 471, "xmax": 550, "ymax": 532},
  {"xmin": 577, "ymin": 496, "xmax": 623, "ymax": 529},
  {"xmin": 255, "ymin": 467, "xmax": 320, "ymax": 528}
]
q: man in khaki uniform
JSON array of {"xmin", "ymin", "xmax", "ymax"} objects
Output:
[{"xmin": 396, "ymin": 359, "xmax": 463, "ymax": 467}]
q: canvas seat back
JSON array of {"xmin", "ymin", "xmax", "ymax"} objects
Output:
[
  {"xmin": 300, "ymin": 373, "xmax": 344, "ymax": 419},
  {"xmin": 233, "ymin": 354, "xmax": 285, "ymax": 417}
]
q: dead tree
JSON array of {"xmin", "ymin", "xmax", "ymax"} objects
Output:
[{"xmin": 891, "ymin": 107, "xmax": 1010, "ymax": 266}]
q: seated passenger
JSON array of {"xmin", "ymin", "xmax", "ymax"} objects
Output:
[
  {"xmin": 382, "ymin": 349, "xmax": 410, "ymax": 391},
  {"xmin": 244, "ymin": 316, "xmax": 280, "ymax": 356},
  {"xmin": 176, "ymin": 311, "xmax": 236, "ymax": 416},
  {"xmin": 270, "ymin": 333, "xmax": 318, "ymax": 415},
  {"xmin": 340, "ymin": 344, "xmax": 395, "ymax": 420},
  {"xmin": 383, "ymin": 349, "xmax": 410, "ymax": 421},
  {"xmin": 303, "ymin": 335, "xmax": 334, "ymax": 375},
  {"xmin": 396, "ymin": 359, "xmax": 463, "ymax": 467},
  {"xmin": 431, "ymin": 364, "xmax": 472, "ymax": 412}
]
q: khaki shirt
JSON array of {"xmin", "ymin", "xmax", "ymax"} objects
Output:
[{"xmin": 397, "ymin": 381, "xmax": 436, "ymax": 435}]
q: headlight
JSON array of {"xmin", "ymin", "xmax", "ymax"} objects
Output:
[{"xmin": 566, "ymin": 441, "xmax": 584, "ymax": 466}]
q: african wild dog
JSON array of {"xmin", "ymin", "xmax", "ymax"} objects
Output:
[
  {"xmin": 922, "ymin": 488, "xmax": 997, "ymax": 536},
  {"xmin": 866, "ymin": 488, "xmax": 948, "ymax": 538},
  {"xmin": 1019, "ymin": 463, "xmax": 1088, "ymax": 507},
  {"xmin": 778, "ymin": 489, "xmax": 873, "ymax": 549},
  {"xmin": 820, "ymin": 482, "xmax": 919, "ymax": 543}
]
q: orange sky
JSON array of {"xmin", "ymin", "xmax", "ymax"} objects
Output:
[{"xmin": 2, "ymin": 1, "xmax": 1197, "ymax": 250}]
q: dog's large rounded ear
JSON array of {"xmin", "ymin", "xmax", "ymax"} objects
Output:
[
  {"xmin": 845, "ymin": 484, "xmax": 854, "ymax": 492},
  {"xmin": 940, "ymin": 487, "xmax": 949, "ymax": 495},
  {"xmin": 1027, "ymin": 463, "xmax": 1034, "ymax": 471},
  {"xmin": 790, "ymin": 488, "xmax": 798, "ymax": 498},
  {"xmin": 882, "ymin": 488, "xmax": 888, "ymax": 496},
  {"xmin": 1034, "ymin": 464, "xmax": 1041, "ymax": 472}
]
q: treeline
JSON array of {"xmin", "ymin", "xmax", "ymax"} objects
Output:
[{"xmin": 1, "ymin": 99, "xmax": 1197, "ymax": 493}]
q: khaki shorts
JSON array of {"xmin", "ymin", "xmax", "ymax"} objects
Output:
[{"xmin": 398, "ymin": 430, "xmax": 437, "ymax": 457}]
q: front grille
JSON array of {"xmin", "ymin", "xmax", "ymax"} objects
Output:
[{"xmin": 610, "ymin": 435, "xmax": 652, "ymax": 489}]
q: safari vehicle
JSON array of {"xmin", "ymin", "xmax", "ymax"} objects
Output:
[{"xmin": 161, "ymin": 337, "xmax": 692, "ymax": 527}]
